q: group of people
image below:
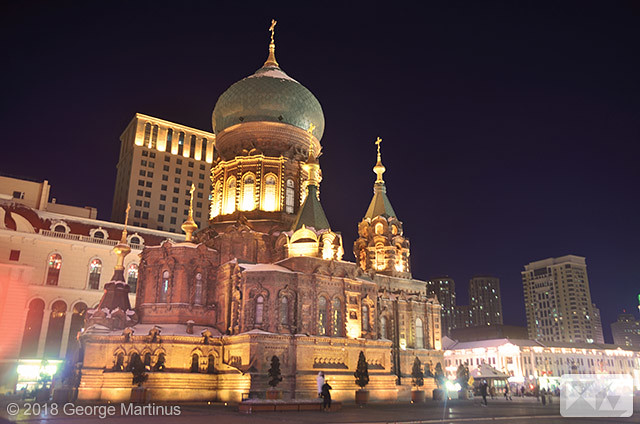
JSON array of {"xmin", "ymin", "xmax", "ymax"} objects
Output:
[{"xmin": 316, "ymin": 371, "xmax": 332, "ymax": 411}]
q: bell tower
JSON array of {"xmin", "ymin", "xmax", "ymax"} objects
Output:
[{"xmin": 353, "ymin": 138, "xmax": 411, "ymax": 277}]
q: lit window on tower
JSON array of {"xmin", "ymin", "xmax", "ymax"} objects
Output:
[
  {"xmin": 375, "ymin": 243, "xmax": 385, "ymax": 270},
  {"xmin": 285, "ymin": 178, "xmax": 294, "ymax": 213},
  {"xmin": 160, "ymin": 271, "xmax": 170, "ymax": 302},
  {"xmin": 318, "ymin": 296, "xmax": 328, "ymax": 335},
  {"xmin": 211, "ymin": 180, "xmax": 222, "ymax": 217},
  {"xmin": 241, "ymin": 174, "xmax": 255, "ymax": 211},
  {"xmin": 263, "ymin": 174, "xmax": 277, "ymax": 211},
  {"xmin": 332, "ymin": 298, "xmax": 342, "ymax": 336},
  {"xmin": 224, "ymin": 177, "xmax": 236, "ymax": 214}
]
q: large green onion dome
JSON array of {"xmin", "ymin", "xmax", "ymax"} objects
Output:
[{"xmin": 212, "ymin": 44, "xmax": 325, "ymax": 141}]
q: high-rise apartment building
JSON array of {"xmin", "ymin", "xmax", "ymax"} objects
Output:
[
  {"xmin": 112, "ymin": 113, "xmax": 215, "ymax": 233},
  {"xmin": 468, "ymin": 275, "xmax": 503, "ymax": 326},
  {"xmin": 427, "ymin": 276, "xmax": 456, "ymax": 336},
  {"xmin": 522, "ymin": 255, "xmax": 604, "ymax": 343},
  {"xmin": 454, "ymin": 304, "xmax": 474, "ymax": 330},
  {"xmin": 611, "ymin": 313, "xmax": 640, "ymax": 347}
]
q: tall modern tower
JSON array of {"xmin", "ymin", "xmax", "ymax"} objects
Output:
[
  {"xmin": 522, "ymin": 255, "xmax": 604, "ymax": 343},
  {"xmin": 469, "ymin": 275, "xmax": 503, "ymax": 327},
  {"xmin": 427, "ymin": 276, "xmax": 456, "ymax": 336},
  {"xmin": 611, "ymin": 313, "xmax": 640, "ymax": 347},
  {"xmin": 112, "ymin": 113, "xmax": 215, "ymax": 233}
]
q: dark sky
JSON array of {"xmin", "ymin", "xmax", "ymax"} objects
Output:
[{"xmin": 2, "ymin": 1, "xmax": 639, "ymax": 342}]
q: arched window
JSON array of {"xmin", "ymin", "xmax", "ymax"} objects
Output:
[
  {"xmin": 280, "ymin": 296, "xmax": 289, "ymax": 325},
  {"xmin": 114, "ymin": 352, "xmax": 124, "ymax": 371},
  {"xmin": 285, "ymin": 178, "xmax": 295, "ymax": 213},
  {"xmin": 263, "ymin": 174, "xmax": 277, "ymax": 211},
  {"xmin": 191, "ymin": 353, "xmax": 200, "ymax": 373},
  {"xmin": 361, "ymin": 304, "xmax": 370, "ymax": 332},
  {"xmin": 160, "ymin": 271, "xmax": 169, "ymax": 302},
  {"xmin": 166, "ymin": 128, "xmax": 173, "ymax": 153},
  {"xmin": 211, "ymin": 180, "xmax": 222, "ymax": 217},
  {"xmin": 92, "ymin": 230, "xmax": 105, "ymax": 239},
  {"xmin": 46, "ymin": 254, "xmax": 62, "ymax": 286},
  {"xmin": 66, "ymin": 302, "xmax": 87, "ymax": 361},
  {"xmin": 207, "ymin": 354, "xmax": 215, "ymax": 373},
  {"xmin": 201, "ymin": 138, "xmax": 207, "ymax": 161},
  {"xmin": 20, "ymin": 299, "xmax": 45, "ymax": 357},
  {"xmin": 53, "ymin": 224, "xmax": 66, "ymax": 233},
  {"xmin": 190, "ymin": 135, "xmax": 196, "ymax": 158},
  {"xmin": 415, "ymin": 318, "xmax": 424, "ymax": 348},
  {"xmin": 44, "ymin": 300, "xmax": 67, "ymax": 358},
  {"xmin": 375, "ymin": 222, "xmax": 384, "ymax": 235},
  {"xmin": 130, "ymin": 236, "xmax": 141, "ymax": 245},
  {"xmin": 88, "ymin": 259, "xmax": 102, "ymax": 290},
  {"xmin": 380, "ymin": 316, "xmax": 388, "ymax": 339},
  {"xmin": 144, "ymin": 352, "xmax": 152, "ymax": 370},
  {"xmin": 318, "ymin": 296, "xmax": 328, "ymax": 335},
  {"xmin": 178, "ymin": 132, "xmax": 185, "ymax": 156},
  {"xmin": 255, "ymin": 295, "xmax": 264, "ymax": 325},
  {"xmin": 127, "ymin": 352, "xmax": 141, "ymax": 372},
  {"xmin": 241, "ymin": 174, "xmax": 255, "ymax": 211},
  {"xmin": 154, "ymin": 353, "xmax": 166, "ymax": 371},
  {"xmin": 332, "ymin": 298, "xmax": 342, "ymax": 336},
  {"xmin": 194, "ymin": 273, "xmax": 203, "ymax": 305},
  {"xmin": 150, "ymin": 125, "xmax": 159, "ymax": 149},
  {"xmin": 127, "ymin": 263, "xmax": 139, "ymax": 293},
  {"xmin": 375, "ymin": 243, "xmax": 385, "ymax": 270},
  {"xmin": 143, "ymin": 123, "xmax": 151, "ymax": 146},
  {"xmin": 224, "ymin": 177, "xmax": 236, "ymax": 214}
]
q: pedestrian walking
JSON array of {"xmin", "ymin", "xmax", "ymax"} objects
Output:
[
  {"xmin": 316, "ymin": 371, "xmax": 325, "ymax": 398},
  {"xmin": 504, "ymin": 385, "xmax": 512, "ymax": 401},
  {"xmin": 321, "ymin": 381, "xmax": 332, "ymax": 411},
  {"xmin": 480, "ymin": 380, "xmax": 489, "ymax": 406},
  {"xmin": 541, "ymin": 388, "xmax": 547, "ymax": 406},
  {"xmin": 520, "ymin": 386, "xmax": 525, "ymax": 397}
]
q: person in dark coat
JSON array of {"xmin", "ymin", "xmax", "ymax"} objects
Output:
[
  {"xmin": 321, "ymin": 381, "xmax": 332, "ymax": 411},
  {"xmin": 541, "ymin": 388, "xmax": 547, "ymax": 406},
  {"xmin": 504, "ymin": 385, "xmax": 512, "ymax": 401},
  {"xmin": 480, "ymin": 380, "xmax": 488, "ymax": 406}
]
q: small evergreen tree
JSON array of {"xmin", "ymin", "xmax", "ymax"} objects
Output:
[
  {"xmin": 455, "ymin": 363, "xmax": 470, "ymax": 390},
  {"xmin": 130, "ymin": 354, "xmax": 148, "ymax": 387},
  {"xmin": 434, "ymin": 362, "xmax": 445, "ymax": 388},
  {"xmin": 267, "ymin": 355, "xmax": 283, "ymax": 388},
  {"xmin": 411, "ymin": 357, "xmax": 424, "ymax": 388},
  {"xmin": 354, "ymin": 351, "xmax": 370, "ymax": 389}
]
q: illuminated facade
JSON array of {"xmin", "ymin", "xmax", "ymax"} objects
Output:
[
  {"xmin": 443, "ymin": 337, "xmax": 640, "ymax": 390},
  {"xmin": 78, "ymin": 26, "xmax": 443, "ymax": 403},
  {"xmin": 522, "ymin": 255, "xmax": 604, "ymax": 344},
  {"xmin": 112, "ymin": 114, "xmax": 215, "ymax": 234},
  {"xmin": 0, "ymin": 193, "xmax": 182, "ymax": 392}
]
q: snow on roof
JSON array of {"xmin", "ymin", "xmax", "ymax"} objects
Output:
[
  {"xmin": 240, "ymin": 329, "xmax": 276, "ymax": 335},
  {"xmin": 239, "ymin": 263, "xmax": 295, "ymax": 273},
  {"xmin": 96, "ymin": 323, "xmax": 222, "ymax": 337},
  {"xmin": 444, "ymin": 338, "xmax": 543, "ymax": 350},
  {"xmin": 247, "ymin": 67, "xmax": 298, "ymax": 82}
]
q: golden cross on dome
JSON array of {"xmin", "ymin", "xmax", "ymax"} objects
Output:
[
  {"xmin": 375, "ymin": 137, "xmax": 382, "ymax": 156},
  {"xmin": 269, "ymin": 19, "xmax": 277, "ymax": 44},
  {"xmin": 189, "ymin": 184, "xmax": 195, "ymax": 219},
  {"xmin": 121, "ymin": 203, "xmax": 131, "ymax": 243}
]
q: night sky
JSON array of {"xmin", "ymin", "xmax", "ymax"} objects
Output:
[{"xmin": 2, "ymin": 2, "xmax": 639, "ymax": 342}]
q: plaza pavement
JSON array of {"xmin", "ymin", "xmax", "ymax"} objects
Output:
[{"xmin": 1, "ymin": 396, "xmax": 639, "ymax": 424}]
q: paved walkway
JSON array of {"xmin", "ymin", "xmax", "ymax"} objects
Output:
[{"xmin": 1, "ymin": 396, "xmax": 638, "ymax": 423}]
